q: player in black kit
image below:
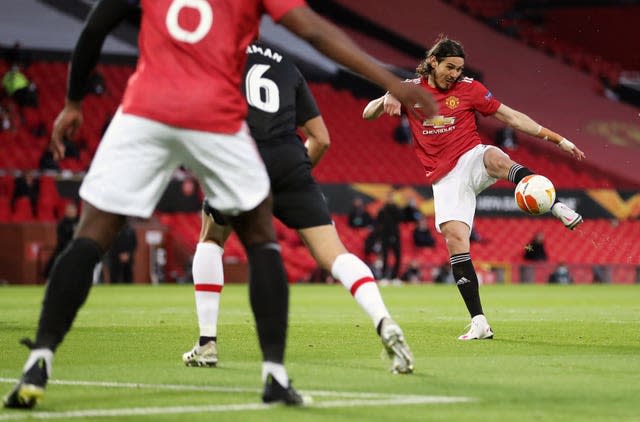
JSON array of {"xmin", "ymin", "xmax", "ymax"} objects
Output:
[{"xmin": 183, "ymin": 42, "xmax": 414, "ymax": 376}]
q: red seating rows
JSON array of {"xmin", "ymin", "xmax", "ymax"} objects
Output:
[
  {"xmin": 155, "ymin": 211, "xmax": 640, "ymax": 283},
  {"xmin": 0, "ymin": 61, "xmax": 133, "ymax": 172},
  {"xmin": 0, "ymin": 174, "xmax": 68, "ymax": 222},
  {"xmin": 0, "ymin": 60, "xmax": 628, "ymax": 188}
]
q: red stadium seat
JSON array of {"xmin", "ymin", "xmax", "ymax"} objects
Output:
[{"xmin": 11, "ymin": 196, "xmax": 34, "ymax": 222}]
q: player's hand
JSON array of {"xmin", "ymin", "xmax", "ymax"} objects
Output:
[
  {"xmin": 387, "ymin": 80, "xmax": 437, "ymax": 119},
  {"xmin": 51, "ymin": 100, "xmax": 83, "ymax": 160},
  {"xmin": 558, "ymin": 139, "xmax": 586, "ymax": 160},
  {"xmin": 383, "ymin": 93, "xmax": 402, "ymax": 116}
]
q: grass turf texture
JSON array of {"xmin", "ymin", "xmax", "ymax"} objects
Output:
[{"xmin": 0, "ymin": 284, "xmax": 638, "ymax": 421}]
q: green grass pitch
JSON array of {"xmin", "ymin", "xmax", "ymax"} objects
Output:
[{"xmin": 1, "ymin": 283, "xmax": 638, "ymax": 421}]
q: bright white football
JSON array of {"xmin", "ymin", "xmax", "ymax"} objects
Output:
[{"xmin": 514, "ymin": 174, "xmax": 556, "ymax": 215}]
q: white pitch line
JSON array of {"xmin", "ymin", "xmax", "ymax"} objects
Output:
[
  {"xmin": 0, "ymin": 378, "xmax": 473, "ymax": 419},
  {"xmin": 0, "ymin": 397, "xmax": 471, "ymax": 420},
  {"xmin": 0, "ymin": 378, "xmax": 440, "ymax": 400}
]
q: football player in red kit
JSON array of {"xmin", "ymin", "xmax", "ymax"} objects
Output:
[{"xmin": 364, "ymin": 37, "xmax": 585, "ymax": 341}]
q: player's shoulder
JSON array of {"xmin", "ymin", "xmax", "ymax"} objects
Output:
[{"xmin": 455, "ymin": 76, "xmax": 491, "ymax": 93}]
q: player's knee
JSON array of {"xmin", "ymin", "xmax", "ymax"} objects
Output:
[{"xmin": 484, "ymin": 147, "xmax": 512, "ymax": 177}]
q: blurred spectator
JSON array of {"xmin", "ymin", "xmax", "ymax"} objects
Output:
[
  {"xmin": 524, "ymin": 232, "xmax": 548, "ymax": 261},
  {"xmin": 592, "ymin": 265, "xmax": 608, "ymax": 284},
  {"xmin": 108, "ymin": 221, "xmax": 138, "ymax": 284},
  {"xmin": 495, "ymin": 125, "xmax": 517, "ymax": 150},
  {"xmin": 402, "ymin": 197, "xmax": 421, "ymax": 223},
  {"xmin": 433, "ymin": 261, "xmax": 455, "ymax": 284},
  {"xmin": 401, "ymin": 259, "xmax": 422, "ymax": 283},
  {"xmin": 43, "ymin": 202, "xmax": 79, "ymax": 278},
  {"xmin": 39, "ymin": 149, "xmax": 61, "ymax": 172},
  {"xmin": 413, "ymin": 216, "xmax": 435, "ymax": 248},
  {"xmin": 393, "ymin": 114, "xmax": 412, "ymax": 144},
  {"xmin": 363, "ymin": 226, "xmax": 381, "ymax": 258},
  {"xmin": 2, "ymin": 64, "xmax": 38, "ymax": 108},
  {"xmin": 62, "ymin": 135, "xmax": 81, "ymax": 159},
  {"xmin": 348, "ymin": 196, "xmax": 373, "ymax": 228},
  {"xmin": 548, "ymin": 262, "xmax": 573, "ymax": 284},
  {"xmin": 4, "ymin": 42, "xmax": 31, "ymax": 68},
  {"xmin": 376, "ymin": 191, "xmax": 403, "ymax": 281},
  {"xmin": 0, "ymin": 105, "xmax": 13, "ymax": 132},
  {"xmin": 12, "ymin": 170, "xmax": 39, "ymax": 214}
]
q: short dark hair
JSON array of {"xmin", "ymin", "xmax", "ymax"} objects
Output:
[{"xmin": 416, "ymin": 36, "xmax": 465, "ymax": 77}]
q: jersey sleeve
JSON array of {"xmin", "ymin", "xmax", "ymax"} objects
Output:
[
  {"xmin": 68, "ymin": 0, "xmax": 137, "ymax": 101},
  {"xmin": 469, "ymin": 80, "xmax": 501, "ymax": 116},
  {"xmin": 294, "ymin": 67, "xmax": 320, "ymax": 126},
  {"xmin": 264, "ymin": 0, "xmax": 307, "ymax": 22}
]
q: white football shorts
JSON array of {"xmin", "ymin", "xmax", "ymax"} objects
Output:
[
  {"xmin": 80, "ymin": 110, "xmax": 269, "ymax": 218},
  {"xmin": 432, "ymin": 144, "xmax": 507, "ymax": 233}
]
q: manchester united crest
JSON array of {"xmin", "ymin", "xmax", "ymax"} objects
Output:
[{"xmin": 445, "ymin": 96, "xmax": 459, "ymax": 109}]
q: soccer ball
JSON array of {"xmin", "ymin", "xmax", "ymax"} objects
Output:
[{"xmin": 514, "ymin": 175, "xmax": 556, "ymax": 215}]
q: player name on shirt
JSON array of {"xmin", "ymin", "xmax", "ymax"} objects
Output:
[{"xmin": 246, "ymin": 44, "xmax": 283, "ymax": 63}]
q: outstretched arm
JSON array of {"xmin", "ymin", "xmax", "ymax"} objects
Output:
[
  {"xmin": 493, "ymin": 104, "xmax": 586, "ymax": 160},
  {"xmin": 279, "ymin": 7, "xmax": 437, "ymax": 118},
  {"xmin": 300, "ymin": 116, "xmax": 330, "ymax": 167},
  {"xmin": 362, "ymin": 96, "xmax": 385, "ymax": 120},
  {"xmin": 363, "ymin": 93, "xmax": 403, "ymax": 120}
]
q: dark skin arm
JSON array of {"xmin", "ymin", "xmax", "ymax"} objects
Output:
[{"xmin": 279, "ymin": 7, "xmax": 437, "ymax": 119}]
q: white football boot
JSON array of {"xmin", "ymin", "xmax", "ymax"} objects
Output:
[
  {"xmin": 182, "ymin": 340, "xmax": 218, "ymax": 367},
  {"xmin": 458, "ymin": 314, "xmax": 494, "ymax": 340},
  {"xmin": 379, "ymin": 318, "xmax": 414, "ymax": 374},
  {"xmin": 551, "ymin": 202, "xmax": 583, "ymax": 230}
]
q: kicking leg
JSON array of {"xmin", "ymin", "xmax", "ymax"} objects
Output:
[
  {"xmin": 484, "ymin": 147, "xmax": 582, "ymax": 230},
  {"xmin": 299, "ymin": 224, "xmax": 413, "ymax": 373}
]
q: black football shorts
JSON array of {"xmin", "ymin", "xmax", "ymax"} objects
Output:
[{"xmin": 203, "ymin": 139, "xmax": 332, "ymax": 230}]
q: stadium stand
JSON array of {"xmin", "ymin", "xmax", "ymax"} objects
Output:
[{"xmin": 0, "ymin": 1, "xmax": 638, "ymax": 284}]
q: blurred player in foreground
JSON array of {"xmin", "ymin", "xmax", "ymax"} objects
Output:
[{"xmin": 4, "ymin": 0, "xmax": 436, "ymax": 410}]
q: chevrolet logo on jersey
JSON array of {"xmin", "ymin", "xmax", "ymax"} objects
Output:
[{"xmin": 423, "ymin": 116, "xmax": 456, "ymax": 129}]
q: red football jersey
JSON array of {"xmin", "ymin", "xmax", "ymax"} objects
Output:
[
  {"xmin": 405, "ymin": 76, "xmax": 501, "ymax": 183},
  {"xmin": 121, "ymin": 0, "xmax": 305, "ymax": 133}
]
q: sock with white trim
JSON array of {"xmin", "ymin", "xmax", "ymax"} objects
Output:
[
  {"xmin": 450, "ymin": 253, "xmax": 483, "ymax": 317},
  {"xmin": 192, "ymin": 242, "xmax": 224, "ymax": 341},
  {"xmin": 508, "ymin": 164, "xmax": 534, "ymax": 185},
  {"xmin": 331, "ymin": 253, "xmax": 390, "ymax": 328}
]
